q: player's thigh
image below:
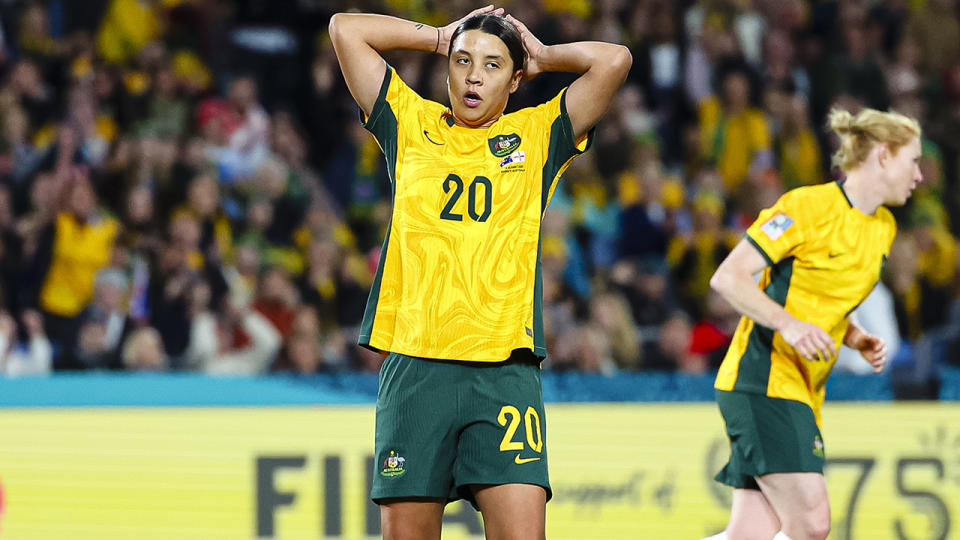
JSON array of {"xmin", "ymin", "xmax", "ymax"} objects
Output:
[
  {"xmin": 372, "ymin": 354, "xmax": 461, "ymax": 503},
  {"xmin": 755, "ymin": 472, "xmax": 830, "ymax": 529},
  {"xmin": 453, "ymin": 355, "xmax": 550, "ymax": 507},
  {"xmin": 725, "ymin": 488, "xmax": 780, "ymax": 540},
  {"xmin": 472, "ymin": 483, "xmax": 546, "ymax": 540},
  {"xmin": 380, "ymin": 498, "xmax": 445, "ymax": 540}
]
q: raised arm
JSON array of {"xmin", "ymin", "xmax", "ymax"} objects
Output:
[
  {"xmin": 329, "ymin": 6, "xmax": 503, "ymax": 117},
  {"xmin": 505, "ymin": 15, "xmax": 632, "ymax": 140},
  {"xmin": 710, "ymin": 239, "xmax": 837, "ymax": 362}
]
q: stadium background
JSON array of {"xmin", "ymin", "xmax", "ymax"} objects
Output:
[{"xmin": 0, "ymin": 0, "xmax": 959, "ymax": 538}]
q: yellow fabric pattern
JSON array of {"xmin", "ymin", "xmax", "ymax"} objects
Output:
[
  {"xmin": 360, "ymin": 67, "xmax": 591, "ymax": 362},
  {"xmin": 715, "ymin": 182, "xmax": 896, "ymax": 425},
  {"xmin": 40, "ymin": 213, "xmax": 119, "ymax": 317}
]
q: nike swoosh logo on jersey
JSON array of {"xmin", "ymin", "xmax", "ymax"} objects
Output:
[
  {"xmin": 828, "ymin": 252, "xmax": 844, "ymax": 258},
  {"xmin": 515, "ymin": 455, "xmax": 540, "ymax": 464},
  {"xmin": 423, "ymin": 130, "xmax": 444, "ymax": 145}
]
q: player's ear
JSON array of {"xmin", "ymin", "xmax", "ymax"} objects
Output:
[
  {"xmin": 876, "ymin": 143, "xmax": 889, "ymax": 168},
  {"xmin": 508, "ymin": 69, "xmax": 522, "ymax": 94}
]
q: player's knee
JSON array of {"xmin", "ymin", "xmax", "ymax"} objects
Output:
[
  {"xmin": 795, "ymin": 509, "xmax": 830, "ymax": 540},
  {"xmin": 807, "ymin": 515, "xmax": 831, "ymax": 540}
]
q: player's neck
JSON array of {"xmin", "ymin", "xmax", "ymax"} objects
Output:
[{"xmin": 842, "ymin": 171, "xmax": 883, "ymax": 215}]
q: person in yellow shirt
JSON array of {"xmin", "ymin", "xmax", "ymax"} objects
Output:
[
  {"xmin": 329, "ymin": 5, "xmax": 630, "ymax": 539},
  {"xmin": 705, "ymin": 107, "xmax": 922, "ymax": 540},
  {"xmin": 699, "ymin": 68, "xmax": 773, "ymax": 193},
  {"xmin": 38, "ymin": 172, "xmax": 119, "ymax": 366}
]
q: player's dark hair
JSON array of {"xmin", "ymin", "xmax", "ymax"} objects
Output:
[{"xmin": 448, "ymin": 14, "xmax": 526, "ymax": 74}]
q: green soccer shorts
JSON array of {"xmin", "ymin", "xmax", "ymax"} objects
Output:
[
  {"xmin": 714, "ymin": 389, "xmax": 825, "ymax": 490},
  {"xmin": 371, "ymin": 351, "xmax": 550, "ymax": 508}
]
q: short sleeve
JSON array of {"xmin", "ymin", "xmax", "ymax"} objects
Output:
[
  {"xmin": 745, "ymin": 190, "xmax": 808, "ymax": 266},
  {"xmin": 538, "ymin": 88, "xmax": 595, "ymax": 211},
  {"xmin": 359, "ymin": 65, "xmax": 422, "ymax": 147},
  {"xmin": 358, "ymin": 65, "xmax": 423, "ymax": 183}
]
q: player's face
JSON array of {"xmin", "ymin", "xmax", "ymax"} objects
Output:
[
  {"xmin": 882, "ymin": 136, "xmax": 922, "ymax": 206},
  {"xmin": 447, "ymin": 30, "xmax": 522, "ymax": 128}
]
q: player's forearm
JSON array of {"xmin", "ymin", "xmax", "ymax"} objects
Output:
[
  {"xmin": 537, "ymin": 42, "xmax": 631, "ymax": 76},
  {"xmin": 329, "ymin": 13, "xmax": 439, "ymax": 55},
  {"xmin": 710, "ymin": 269, "xmax": 796, "ymax": 333},
  {"xmin": 843, "ymin": 318, "xmax": 867, "ymax": 348}
]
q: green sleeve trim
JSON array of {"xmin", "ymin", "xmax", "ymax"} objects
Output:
[
  {"xmin": 560, "ymin": 89, "xmax": 595, "ymax": 155},
  {"xmin": 745, "ymin": 234, "xmax": 774, "ymax": 267},
  {"xmin": 540, "ymin": 89, "xmax": 595, "ymax": 212},
  {"xmin": 359, "ymin": 64, "xmax": 394, "ymax": 134}
]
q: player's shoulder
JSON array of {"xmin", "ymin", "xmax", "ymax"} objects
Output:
[
  {"xmin": 875, "ymin": 205, "xmax": 896, "ymax": 224},
  {"xmin": 875, "ymin": 205, "xmax": 897, "ymax": 237},
  {"xmin": 503, "ymin": 89, "xmax": 567, "ymax": 126},
  {"xmin": 779, "ymin": 182, "xmax": 847, "ymax": 211}
]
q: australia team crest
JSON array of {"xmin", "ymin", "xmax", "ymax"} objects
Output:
[
  {"xmin": 488, "ymin": 133, "xmax": 522, "ymax": 157},
  {"xmin": 381, "ymin": 450, "xmax": 407, "ymax": 477}
]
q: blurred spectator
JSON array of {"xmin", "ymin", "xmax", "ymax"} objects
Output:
[
  {"xmin": 690, "ymin": 289, "xmax": 738, "ymax": 370},
  {"xmin": 251, "ymin": 266, "xmax": 297, "ymax": 338},
  {"xmin": 185, "ymin": 297, "xmax": 281, "ymax": 375},
  {"xmin": 96, "ymin": 0, "xmax": 163, "ymax": 65},
  {"xmin": 36, "ymin": 165, "xmax": 119, "ymax": 360},
  {"xmin": 147, "ymin": 236, "xmax": 197, "ymax": 363},
  {"xmin": 0, "ymin": 309, "xmax": 51, "ymax": 376},
  {"xmin": 775, "ymin": 96, "xmax": 822, "ymax": 189},
  {"xmin": 611, "ymin": 255, "xmax": 677, "ymax": 332},
  {"xmin": 887, "ymin": 234, "xmax": 923, "ymax": 341},
  {"xmin": 826, "ymin": 7, "xmax": 890, "ymax": 111},
  {"xmin": 906, "ymin": 0, "xmax": 960, "ymax": 80},
  {"xmin": 587, "ymin": 291, "xmax": 641, "ymax": 370},
  {"xmin": 666, "ymin": 192, "xmax": 738, "ymax": 318},
  {"xmin": 698, "ymin": 66, "xmax": 773, "ymax": 194},
  {"xmin": 121, "ymin": 327, "xmax": 166, "ymax": 371},
  {"xmin": 642, "ymin": 310, "xmax": 703, "ymax": 373},
  {"xmin": 68, "ymin": 268, "xmax": 133, "ymax": 370}
]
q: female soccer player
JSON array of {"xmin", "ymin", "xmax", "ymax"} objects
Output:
[
  {"xmin": 706, "ymin": 107, "xmax": 922, "ymax": 540},
  {"xmin": 328, "ymin": 6, "xmax": 631, "ymax": 539}
]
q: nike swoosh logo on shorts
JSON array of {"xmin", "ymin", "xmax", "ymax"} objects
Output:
[{"xmin": 515, "ymin": 455, "xmax": 540, "ymax": 464}]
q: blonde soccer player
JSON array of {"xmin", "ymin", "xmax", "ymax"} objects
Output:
[{"xmin": 706, "ymin": 108, "xmax": 923, "ymax": 540}]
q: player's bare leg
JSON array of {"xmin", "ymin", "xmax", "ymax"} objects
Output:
[
  {"xmin": 717, "ymin": 488, "xmax": 780, "ymax": 539},
  {"xmin": 756, "ymin": 472, "xmax": 830, "ymax": 540},
  {"xmin": 380, "ymin": 498, "xmax": 445, "ymax": 540},
  {"xmin": 472, "ymin": 483, "xmax": 546, "ymax": 540}
]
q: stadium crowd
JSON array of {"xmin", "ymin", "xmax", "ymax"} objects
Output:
[{"xmin": 0, "ymin": 0, "xmax": 957, "ymax": 385}]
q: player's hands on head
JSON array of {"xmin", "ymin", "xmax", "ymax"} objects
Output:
[
  {"xmin": 779, "ymin": 317, "xmax": 836, "ymax": 363},
  {"xmin": 852, "ymin": 332, "xmax": 887, "ymax": 373},
  {"xmin": 438, "ymin": 5, "xmax": 505, "ymax": 56},
  {"xmin": 504, "ymin": 14, "xmax": 544, "ymax": 80}
]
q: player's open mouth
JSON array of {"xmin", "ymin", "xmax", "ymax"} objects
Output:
[{"xmin": 464, "ymin": 91, "xmax": 482, "ymax": 108}]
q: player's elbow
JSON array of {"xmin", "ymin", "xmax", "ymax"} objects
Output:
[
  {"xmin": 601, "ymin": 45, "xmax": 632, "ymax": 82},
  {"xmin": 611, "ymin": 45, "xmax": 633, "ymax": 74},
  {"xmin": 709, "ymin": 266, "xmax": 733, "ymax": 298},
  {"xmin": 328, "ymin": 13, "xmax": 350, "ymax": 47}
]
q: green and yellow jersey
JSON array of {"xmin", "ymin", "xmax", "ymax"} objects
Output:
[
  {"xmin": 359, "ymin": 66, "xmax": 591, "ymax": 362},
  {"xmin": 715, "ymin": 182, "xmax": 897, "ymax": 424}
]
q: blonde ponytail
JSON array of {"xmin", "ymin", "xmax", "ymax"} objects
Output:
[{"xmin": 828, "ymin": 108, "xmax": 921, "ymax": 173}]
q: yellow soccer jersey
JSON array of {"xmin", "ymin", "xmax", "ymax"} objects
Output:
[
  {"xmin": 715, "ymin": 182, "xmax": 897, "ymax": 424},
  {"xmin": 358, "ymin": 66, "xmax": 591, "ymax": 362}
]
